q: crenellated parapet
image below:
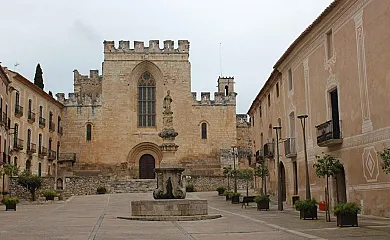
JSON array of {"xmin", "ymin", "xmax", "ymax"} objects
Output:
[
  {"xmin": 103, "ymin": 40, "xmax": 190, "ymax": 54},
  {"xmin": 236, "ymin": 114, "xmax": 250, "ymax": 127},
  {"xmin": 56, "ymin": 92, "xmax": 102, "ymax": 107},
  {"xmin": 191, "ymin": 92, "xmax": 237, "ymax": 106},
  {"xmin": 73, "ymin": 69, "xmax": 102, "ymax": 96}
]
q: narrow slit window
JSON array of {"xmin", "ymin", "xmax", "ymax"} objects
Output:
[
  {"xmin": 327, "ymin": 29, "xmax": 333, "ymax": 59},
  {"xmin": 86, "ymin": 124, "xmax": 92, "ymax": 141},
  {"xmin": 201, "ymin": 123, "xmax": 207, "ymax": 139}
]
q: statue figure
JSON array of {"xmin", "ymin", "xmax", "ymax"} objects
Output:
[{"xmin": 163, "ymin": 90, "xmax": 172, "ymax": 114}]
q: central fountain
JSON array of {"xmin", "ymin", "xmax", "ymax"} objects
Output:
[{"xmin": 121, "ymin": 90, "xmax": 221, "ymax": 221}]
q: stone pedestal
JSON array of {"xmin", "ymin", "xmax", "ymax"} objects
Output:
[
  {"xmin": 153, "ymin": 168, "xmax": 186, "ymax": 199},
  {"xmin": 132, "ymin": 199, "xmax": 207, "ymax": 216}
]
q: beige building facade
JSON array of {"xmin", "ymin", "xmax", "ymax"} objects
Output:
[
  {"xmin": 56, "ymin": 40, "xmax": 249, "ymax": 179},
  {"xmin": 248, "ymin": 0, "xmax": 390, "ymax": 217}
]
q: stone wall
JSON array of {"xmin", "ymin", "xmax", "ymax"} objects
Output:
[
  {"xmin": 186, "ymin": 175, "xmax": 254, "ymax": 192},
  {"xmin": 9, "ymin": 177, "xmax": 56, "ymax": 201}
]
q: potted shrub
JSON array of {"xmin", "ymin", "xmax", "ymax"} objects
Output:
[
  {"xmin": 96, "ymin": 186, "xmax": 107, "ymax": 194},
  {"xmin": 224, "ymin": 190, "xmax": 233, "ymax": 201},
  {"xmin": 216, "ymin": 187, "xmax": 226, "ymax": 196},
  {"xmin": 1, "ymin": 196, "xmax": 19, "ymax": 211},
  {"xmin": 186, "ymin": 183, "xmax": 195, "ymax": 192},
  {"xmin": 294, "ymin": 199, "xmax": 318, "ymax": 220},
  {"xmin": 231, "ymin": 192, "xmax": 241, "ymax": 204},
  {"xmin": 254, "ymin": 194, "xmax": 270, "ymax": 211},
  {"xmin": 334, "ymin": 202, "xmax": 360, "ymax": 227},
  {"xmin": 43, "ymin": 190, "xmax": 57, "ymax": 200}
]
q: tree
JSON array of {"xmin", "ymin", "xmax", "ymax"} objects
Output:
[
  {"xmin": 17, "ymin": 170, "xmax": 43, "ymax": 201},
  {"xmin": 223, "ymin": 166, "xmax": 232, "ymax": 191},
  {"xmin": 313, "ymin": 154, "xmax": 343, "ymax": 222},
  {"xmin": 34, "ymin": 63, "xmax": 44, "ymax": 90},
  {"xmin": 254, "ymin": 162, "xmax": 269, "ymax": 195},
  {"xmin": 1, "ymin": 163, "xmax": 19, "ymax": 197},
  {"xmin": 378, "ymin": 148, "xmax": 390, "ymax": 174},
  {"xmin": 238, "ymin": 168, "xmax": 253, "ymax": 196}
]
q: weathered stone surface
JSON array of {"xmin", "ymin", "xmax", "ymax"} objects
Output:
[{"xmin": 131, "ymin": 199, "xmax": 207, "ymax": 216}]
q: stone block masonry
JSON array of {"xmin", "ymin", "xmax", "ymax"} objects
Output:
[{"xmin": 131, "ymin": 199, "xmax": 208, "ymax": 216}]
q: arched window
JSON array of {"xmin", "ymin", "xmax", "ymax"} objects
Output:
[
  {"xmin": 224, "ymin": 85, "xmax": 229, "ymax": 96},
  {"xmin": 201, "ymin": 122, "xmax": 207, "ymax": 139},
  {"xmin": 138, "ymin": 72, "xmax": 156, "ymax": 127},
  {"xmin": 86, "ymin": 124, "xmax": 92, "ymax": 141}
]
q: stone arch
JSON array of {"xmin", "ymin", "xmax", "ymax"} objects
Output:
[
  {"xmin": 127, "ymin": 142, "xmax": 163, "ymax": 169},
  {"xmin": 279, "ymin": 161, "xmax": 287, "ymax": 202},
  {"xmin": 130, "ymin": 61, "xmax": 164, "ymax": 86}
]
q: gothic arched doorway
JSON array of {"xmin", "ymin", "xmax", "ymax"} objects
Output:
[
  {"xmin": 280, "ymin": 162, "xmax": 287, "ymax": 201},
  {"xmin": 335, "ymin": 166, "xmax": 347, "ymax": 204},
  {"xmin": 139, "ymin": 154, "xmax": 155, "ymax": 179}
]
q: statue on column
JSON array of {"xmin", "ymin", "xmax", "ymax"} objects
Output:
[{"xmin": 163, "ymin": 90, "xmax": 173, "ymax": 114}]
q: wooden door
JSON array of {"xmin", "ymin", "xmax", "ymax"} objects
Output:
[{"xmin": 139, "ymin": 154, "xmax": 155, "ymax": 179}]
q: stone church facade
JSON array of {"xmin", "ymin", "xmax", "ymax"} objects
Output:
[{"xmin": 55, "ymin": 40, "xmax": 250, "ymax": 179}]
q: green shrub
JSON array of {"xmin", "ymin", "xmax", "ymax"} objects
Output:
[
  {"xmin": 96, "ymin": 186, "xmax": 107, "ymax": 194},
  {"xmin": 43, "ymin": 190, "xmax": 57, "ymax": 198},
  {"xmin": 254, "ymin": 194, "xmax": 270, "ymax": 203},
  {"xmin": 334, "ymin": 202, "xmax": 361, "ymax": 216},
  {"xmin": 231, "ymin": 192, "xmax": 241, "ymax": 197},
  {"xmin": 216, "ymin": 186, "xmax": 226, "ymax": 192},
  {"xmin": 294, "ymin": 199, "xmax": 317, "ymax": 212},
  {"xmin": 223, "ymin": 190, "xmax": 233, "ymax": 196},
  {"xmin": 186, "ymin": 183, "xmax": 195, "ymax": 192},
  {"xmin": 18, "ymin": 170, "xmax": 43, "ymax": 201},
  {"xmin": 1, "ymin": 196, "xmax": 19, "ymax": 205}
]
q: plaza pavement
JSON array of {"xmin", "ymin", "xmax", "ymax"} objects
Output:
[{"xmin": 0, "ymin": 191, "xmax": 389, "ymax": 239}]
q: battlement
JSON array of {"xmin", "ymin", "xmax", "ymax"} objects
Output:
[
  {"xmin": 191, "ymin": 92, "xmax": 236, "ymax": 106},
  {"xmin": 103, "ymin": 40, "xmax": 190, "ymax": 54},
  {"xmin": 56, "ymin": 92, "xmax": 102, "ymax": 107},
  {"xmin": 236, "ymin": 114, "xmax": 250, "ymax": 127},
  {"xmin": 73, "ymin": 69, "xmax": 102, "ymax": 96}
]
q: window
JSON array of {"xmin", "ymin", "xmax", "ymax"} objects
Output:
[
  {"xmin": 138, "ymin": 72, "xmax": 156, "ymax": 127},
  {"xmin": 326, "ymin": 29, "xmax": 333, "ymax": 59},
  {"xmin": 277, "ymin": 118, "xmax": 282, "ymax": 139},
  {"xmin": 288, "ymin": 68, "xmax": 293, "ymax": 91},
  {"xmin": 27, "ymin": 129, "xmax": 31, "ymax": 148},
  {"xmin": 13, "ymin": 156, "xmax": 17, "ymax": 168},
  {"xmin": 38, "ymin": 134, "xmax": 42, "ymax": 152},
  {"xmin": 14, "ymin": 124, "xmax": 18, "ymax": 144},
  {"xmin": 86, "ymin": 124, "xmax": 92, "ymax": 141},
  {"xmin": 38, "ymin": 162, "xmax": 41, "ymax": 177},
  {"xmin": 15, "ymin": 91, "xmax": 20, "ymax": 106},
  {"xmin": 276, "ymin": 82, "xmax": 280, "ymax": 98},
  {"xmin": 28, "ymin": 99, "xmax": 32, "ymax": 112},
  {"xmin": 268, "ymin": 94, "xmax": 271, "ymax": 107},
  {"xmin": 259, "ymin": 105, "xmax": 262, "ymax": 118},
  {"xmin": 57, "ymin": 116, "xmax": 61, "ymax": 132},
  {"xmin": 224, "ymin": 85, "xmax": 229, "ymax": 96},
  {"xmin": 57, "ymin": 141, "xmax": 60, "ymax": 159},
  {"xmin": 201, "ymin": 122, "xmax": 207, "ymax": 139},
  {"xmin": 293, "ymin": 161, "xmax": 298, "ymax": 195},
  {"xmin": 289, "ymin": 112, "xmax": 295, "ymax": 138},
  {"xmin": 49, "ymin": 138, "xmax": 52, "ymax": 151},
  {"xmin": 39, "ymin": 106, "xmax": 43, "ymax": 118},
  {"xmin": 49, "ymin": 111, "xmax": 53, "ymax": 123}
]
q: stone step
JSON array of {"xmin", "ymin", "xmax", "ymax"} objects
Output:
[{"xmin": 110, "ymin": 179, "xmax": 156, "ymax": 193}]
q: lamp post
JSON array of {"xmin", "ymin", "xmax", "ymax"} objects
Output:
[
  {"xmin": 273, "ymin": 126, "xmax": 283, "ymax": 211},
  {"xmin": 231, "ymin": 146, "xmax": 238, "ymax": 193},
  {"xmin": 297, "ymin": 114, "xmax": 311, "ymax": 200}
]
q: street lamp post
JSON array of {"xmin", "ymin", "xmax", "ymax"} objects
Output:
[
  {"xmin": 297, "ymin": 114, "xmax": 311, "ymax": 200},
  {"xmin": 231, "ymin": 146, "xmax": 238, "ymax": 193},
  {"xmin": 273, "ymin": 126, "xmax": 283, "ymax": 211}
]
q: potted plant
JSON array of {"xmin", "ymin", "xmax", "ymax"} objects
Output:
[
  {"xmin": 294, "ymin": 199, "xmax": 318, "ymax": 220},
  {"xmin": 334, "ymin": 202, "xmax": 360, "ymax": 227},
  {"xmin": 216, "ymin": 186, "xmax": 226, "ymax": 196},
  {"xmin": 254, "ymin": 162, "xmax": 269, "ymax": 195},
  {"xmin": 1, "ymin": 196, "xmax": 19, "ymax": 211},
  {"xmin": 186, "ymin": 183, "xmax": 195, "ymax": 192},
  {"xmin": 254, "ymin": 194, "xmax": 270, "ymax": 211},
  {"xmin": 43, "ymin": 190, "xmax": 57, "ymax": 200},
  {"xmin": 224, "ymin": 190, "xmax": 233, "ymax": 201},
  {"xmin": 231, "ymin": 192, "xmax": 241, "ymax": 204},
  {"xmin": 237, "ymin": 169, "xmax": 253, "ymax": 197},
  {"xmin": 96, "ymin": 186, "xmax": 107, "ymax": 194}
]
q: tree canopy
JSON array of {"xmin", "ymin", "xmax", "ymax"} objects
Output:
[{"xmin": 34, "ymin": 63, "xmax": 44, "ymax": 90}]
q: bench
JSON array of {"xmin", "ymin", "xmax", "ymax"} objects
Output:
[{"xmin": 240, "ymin": 196, "xmax": 255, "ymax": 208}]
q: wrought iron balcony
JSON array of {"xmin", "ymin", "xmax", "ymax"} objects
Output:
[
  {"xmin": 48, "ymin": 150, "xmax": 57, "ymax": 160},
  {"xmin": 14, "ymin": 105, "xmax": 23, "ymax": 117},
  {"xmin": 13, "ymin": 138, "xmax": 24, "ymax": 151},
  {"xmin": 38, "ymin": 146, "xmax": 48, "ymax": 158},
  {"xmin": 58, "ymin": 126, "xmax": 63, "ymax": 135},
  {"xmin": 255, "ymin": 149, "xmax": 264, "ymax": 163},
  {"xmin": 39, "ymin": 117, "xmax": 46, "ymax": 128},
  {"xmin": 28, "ymin": 111, "xmax": 36, "ymax": 123},
  {"xmin": 58, "ymin": 153, "xmax": 76, "ymax": 163},
  {"xmin": 315, "ymin": 120, "xmax": 343, "ymax": 147},
  {"xmin": 49, "ymin": 121, "xmax": 55, "ymax": 132},
  {"xmin": 263, "ymin": 143, "xmax": 274, "ymax": 158},
  {"xmin": 284, "ymin": 138, "xmax": 297, "ymax": 158},
  {"xmin": 27, "ymin": 143, "xmax": 37, "ymax": 154}
]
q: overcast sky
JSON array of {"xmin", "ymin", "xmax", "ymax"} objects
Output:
[{"xmin": 0, "ymin": 0, "xmax": 333, "ymax": 113}]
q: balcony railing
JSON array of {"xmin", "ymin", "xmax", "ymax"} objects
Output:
[
  {"xmin": 315, "ymin": 120, "xmax": 343, "ymax": 147},
  {"xmin": 13, "ymin": 138, "xmax": 24, "ymax": 151},
  {"xmin": 27, "ymin": 143, "xmax": 37, "ymax": 154},
  {"xmin": 255, "ymin": 150, "xmax": 264, "ymax": 163},
  {"xmin": 14, "ymin": 105, "xmax": 23, "ymax": 117},
  {"xmin": 39, "ymin": 117, "xmax": 46, "ymax": 128},
  {"xmin": 28, "ymin": 111, "xmax": 36, "ymax": 123},
  {"xmin": 284, "ymin": 138, "xmax": 297, "ymax": 158},
  {"xmin": 58, "ymin": 153, "xmax": 77, "ymax": 163},
  {"xmin": 58, "ymin": 126, "xmax": 63, "ymax": 135},
  {"xmin": 38, "ymin": 146, "xmax": 48, "ymax": 158},
  {"xmin": 263, "ymin": 143, "xmax": 274, "ymax": 158},
  {"xmin": 49, "ymin": 122, "xmax": 55, "ymax": 132},
  {"xmin": 48, "ymin": 150, "xmax": 57, "ymax": 160}
]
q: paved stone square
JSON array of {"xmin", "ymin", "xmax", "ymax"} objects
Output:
[{"xmin": 0, "ymin": 191, "xmax": 389, "ymax": 239}]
